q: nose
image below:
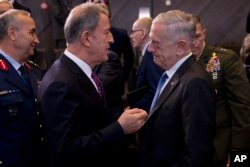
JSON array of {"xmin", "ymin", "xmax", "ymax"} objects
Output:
[
  {"xmin": 148, "ymin": 42, "xmax": 154, "ymax": 53},
  {"xmin": 34, "ymin": 33, "xmax": 40, "ymax": 44},
  {"xmin": 108, "ymin": 32, "xmax": 114, "ymax": 44}
]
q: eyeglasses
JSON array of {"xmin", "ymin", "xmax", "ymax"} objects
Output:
[{"xmin": 130, "ymin": 29, "xmax": 143, "ymax": 35}]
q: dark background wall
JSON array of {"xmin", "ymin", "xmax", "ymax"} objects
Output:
[{"xmin": 18, "ymin": 0, "xmax": 249, "ymax": 53}]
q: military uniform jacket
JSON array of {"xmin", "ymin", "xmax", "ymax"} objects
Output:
[
  {"xmin": 198, "ymin": 46, "xmax": 250, "ymax": 160},
  {"xmin": 0, "ymin": 54, "xmax": 46, "ymax": 167}
]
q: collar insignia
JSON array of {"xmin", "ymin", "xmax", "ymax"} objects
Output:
[{"xmin": 0, "ymin": 59, "xmax": 9, "ymax": 71}]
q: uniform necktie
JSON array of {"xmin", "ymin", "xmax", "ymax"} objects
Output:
[
  {"xmin": 91, "ymin": 72, "xmax": 106, "ymax": 104},
  {"xmin": 150, "ymin": 72, "xmax": 168, "ymax": 111},
  {"xmin": 19, "ymin": 65, "xmax": 30, "ymax": 87}
]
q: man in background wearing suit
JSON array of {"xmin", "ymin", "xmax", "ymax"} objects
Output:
[
  {"xmin": 38, "ymin": 3, "xmax": 147, "ymax": 167},
  {"xmin": 129, "ymin": 17, "xmax": 164, "ymax": 112},
  {"xmin": 0, "ymin": 9, "xmax": 47, "ymax": 167},
  {"xmin": 192, "ymin": 15, "xmax": 250, "ymax": 167},
  {"xmin": 138, "ymin": 10, "xmax": 216, "ymax": 167}
]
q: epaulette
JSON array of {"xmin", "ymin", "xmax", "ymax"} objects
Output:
[{"xmin": 211, "ymin": 46, "xmax": 236, "ymax": 55}]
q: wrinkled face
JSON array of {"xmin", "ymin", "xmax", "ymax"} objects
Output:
[
  {"xmin": 148, "ymin": 23, "xmax": 177, "ymax": 70},
  {"xmin": 192, "ymin": 22, "xmax": 206, "ymax": 56},
  {"xmin": 12, "ymin": 15, "xmax": 39, "ymax": 61},
  {"xmin": 130, "ymin": 22, "xmax": 144, "ymax": 49},
  {"xmin": 89, "ymin": 13, "xmax": 113, "ymax": 65}
]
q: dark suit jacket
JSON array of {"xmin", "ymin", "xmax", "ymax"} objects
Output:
[
  {"xmin": 247, "ymin": 10, "xmax": 250, "ymax": 33},
  {"xmin": 49, "ymin": 0, "xmax": 69, "ymax": 48},
  {"xmin": 0, "ymin": 54, "xmax": 46, "ymax": 167},
  {"xmin": 138, "ymin": 56, "xmax": 216, "ymax": 167},
  {"xmin": 95, "ymin": 50, "xmax": 124, "ymax": 119},
  {"xmin": 110, "ymin": 26, "xmax": 135, "ymax": 83},
  {"xmin": 198, "ymin": 46, "xmax": 250, "ymax": 161},
  {"xmin": 13, "ymin": 0, "xmax": 31, "ymax": 13},
  {"xmin": 131, "ymin": 50, "xmax": 164, "ymax": 112},
  {"xmin": 38, "ymin": 54, "xmax": 129, "ymax": 167}
]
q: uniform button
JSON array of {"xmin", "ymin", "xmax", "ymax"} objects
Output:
[
  {"xmin": 37, "ymin": 111, "xmax": 39, "ymax": 115},
  {"xmin": 39, "ymin": 124, "xmax": 42, "ymax": 128},
  {"xmin": 34, "ymin": 98, "xmax": 38, "ymax": 102},
  {"xmin": 41, "ymin": 137, "xmax": 44, "ymax": 141},
  {"xmin": 0, "ymin": 160, "xmax": 2, "ymax": 165}
]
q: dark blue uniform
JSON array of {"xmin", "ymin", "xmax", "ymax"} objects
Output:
[{"xmin": 0, "ymin": 54, "xmax": 47, "ymax": 167}]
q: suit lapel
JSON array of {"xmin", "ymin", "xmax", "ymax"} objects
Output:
[
  {"xmin": 60, "ymin": 55, "xmax": 103, "ymax": 105},
  {"xmin": 147, "ymin": 56, "xmax": 196, "ymax": 119}
]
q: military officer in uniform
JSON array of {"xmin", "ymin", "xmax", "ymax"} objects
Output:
[
  {"xmin": 192, "ymin": 15, "xmax": 250, "ymax": 167},
  {"xmin": 0, "ymin": 9, "xmax": 47, "ymax": 167}
]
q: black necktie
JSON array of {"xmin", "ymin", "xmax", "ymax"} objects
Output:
[{"xmin": 19, "ymin": 65, "xmax": 31, "ymax": 87}]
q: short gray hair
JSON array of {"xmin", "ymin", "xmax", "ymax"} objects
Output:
[
  {"xmin": 0, "ymin": 9, "xmax": 30, "ymax": 41},
  {"xmin": 64, "ymin": 2, "xmax": 109, "ymax": 44},
  {"xmin": 153, "ymin": 10, "xmax": 195, "ymax": 44}
]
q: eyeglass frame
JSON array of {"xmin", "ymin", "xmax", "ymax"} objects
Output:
[{"xmin": 130, "ymin": 29, "xmax": 144, "ymax": 35}]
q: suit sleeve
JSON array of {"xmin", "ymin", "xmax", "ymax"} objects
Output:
[{"xmin": 39, "ymin": 81, "xmax": 125, "ymax": 166}]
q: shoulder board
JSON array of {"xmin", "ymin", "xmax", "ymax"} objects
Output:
[{"xmin": 210, "ymin": 46, "xmax": 235, "ymax": 55}]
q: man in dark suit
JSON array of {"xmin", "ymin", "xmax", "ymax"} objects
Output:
[
  {"xmin": 93, "ymin": 0, "xmax": 135, "ymax": 88},
  {"xmin": 129, "ymin": 17, "xmax": 164, "ymax": 112},
  {"xmin": 138, "ymin": 10, "xmax": 216, "ymax": 167},
  {"xmin": 110, "ymin": 26, "xmax": 135, "ymax": 83},
  {"xmin": 38, "ymin": 3, "xmax": 147, "ymax": 167},
  {"xmin": 192, "ymin": 15, "xmax": 250, "ymax": 167},
  {"xmin": 0, "ymin": 9, "xmax": 47, "ymax": 167},
  {"xmin": 12, "ymin": 0, "xmax": 31, "ymax": 13},
  {"xmin": 94, "ymin": 50, "xmax": 124, "ymax": 119}
]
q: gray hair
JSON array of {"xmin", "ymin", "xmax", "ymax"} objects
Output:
[
  {"xmin": 0, "ymin": 9, "xmax": 30, "ymax": 41},
  {"xmin": 135, "ymin": 17, "xmax": 153, "ymax": 35},
  {"xmin": 64, "ymin": 2, "xmax": 109, "ymax": 44},
  {"xmin": 153, "ymin": 10, "xmax": 195, "ymax": 44}
]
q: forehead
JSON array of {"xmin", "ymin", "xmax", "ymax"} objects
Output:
[
  {"xmin": 195, "ymin": 23, "xmax": 203, "ymax": 32},
  {"xmin": 16, "ymin": 14, "xmax": 36, "ymax": 28},
  {"xmin": 97, "ymin": 13, "xmax": 109, "ymax": 28},
  {"xmin": 150, "ymin": 23, "xmax": 166, "ymax": 38}
]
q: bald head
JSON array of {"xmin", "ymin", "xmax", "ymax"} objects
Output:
[{"xmin": 0, "ymin": 0, "xmax": 13, "ymax": 14}]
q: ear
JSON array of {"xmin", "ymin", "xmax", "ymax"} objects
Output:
[
  {"xmin": 176, "ymin": 39, "xmax": 187, "ymax": 55},
  {"xmin": 141, "ymin": 29, "xmax": 146, "ymax": 39},
  {"xmin": 80, "ymin": 31, "xmax": 91, "ymax": 47},
  {"xmin": 7, "ymin": 26, "xmax": 16, "ymax": 41}
]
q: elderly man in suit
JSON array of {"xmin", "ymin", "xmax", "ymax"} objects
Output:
[
  {"xmin": 0, "ymin": 9, "xmax": 47, "ymax": 167},
  {"xmin": 137, "ymin": 10, "xmax": 216, "ymax": 167},
  {"xmin": 129, "ymin": 17, "xmax": 164, "ymax": 112},
  {"xmin": 38, "ymin": 3, "xmax": 147, "ymax": 167}
]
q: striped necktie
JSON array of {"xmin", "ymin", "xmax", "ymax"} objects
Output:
[{"xmin": 91, "ymin": 72, "xmax": 106, "ymax": 104}]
